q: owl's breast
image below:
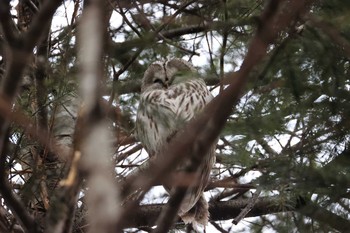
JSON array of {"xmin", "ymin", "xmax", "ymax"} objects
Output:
[
  {"xmin": 136, "ymin": 101, "xmax": 177, "ymax": 156},
  {"xmin": 136, "ymin": 79, "xmax": 213, "ymax": 157}
]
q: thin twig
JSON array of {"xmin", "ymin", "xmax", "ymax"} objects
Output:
[
  {"xmin": 210, "ymin": 221, "xmax": 229, "ymax": 233},
  {"xmin": 232, "ymin": 188, "xmax": 262, "ymax": 224}
]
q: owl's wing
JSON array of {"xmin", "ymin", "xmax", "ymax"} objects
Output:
[{"xmin": 170, "ymin": 79, "xmax": 213, "ymax": 122}]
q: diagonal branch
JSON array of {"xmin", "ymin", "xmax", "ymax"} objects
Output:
[
  {"xmin": 232, "ymin": 188, "xmax": 262, "ymax": 224},
  {"xmin": 152, "ymin": 188, "xmax": 188, "ymax": 233}
]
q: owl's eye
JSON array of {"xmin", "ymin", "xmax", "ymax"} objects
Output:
[{"xmin": 153, "ymin": 79, "xmax": 164, "ymax": 84}]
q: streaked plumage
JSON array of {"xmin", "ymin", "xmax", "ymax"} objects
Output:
[{"xmin": 136, "ymin": 58, "xmax": 216, "ymax": 226}]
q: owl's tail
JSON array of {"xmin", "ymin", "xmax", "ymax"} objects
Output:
[{"xmin": 180, "ymin": 195, "xmax": 209, "ymax": 227}]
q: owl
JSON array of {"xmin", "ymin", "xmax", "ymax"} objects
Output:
[
  {"xmin": 16, "ymin": 0, "xmax": 40, "ymax": 32},
  {"xmin": 136, "ymin": 58, "xmax": 216, "ymax": 227}
]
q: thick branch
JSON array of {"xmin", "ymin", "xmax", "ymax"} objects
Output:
[
  {"xmin": 123, "ymin": 196, "xmax": 295, "ymax": 228},
  {"xmin": 124, "ymin": 195, "xmax": 350, "ymax": 232}
]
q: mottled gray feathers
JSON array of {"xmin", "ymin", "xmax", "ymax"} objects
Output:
[{"xmin": 136, "ymin": 58, "xmax": 216, "ymax": 227}]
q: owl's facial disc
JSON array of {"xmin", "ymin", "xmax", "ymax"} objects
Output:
[{"xmin": 142, "ymin": 59, "xmax": 196, "ymax": 92}]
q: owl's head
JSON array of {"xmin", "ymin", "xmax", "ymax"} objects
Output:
[{"xmin": 141, "ymin": 58, "xmax": 197, "ymax": 92}]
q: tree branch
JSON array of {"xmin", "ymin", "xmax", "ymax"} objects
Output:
[
  {"xmin": 115, "ymin": 195, "xmax": 350, "ymax": 232},
  {"xmin": 123, "ymin": 196, "xmax": 295, "ymax": 228},
  {"xmin": 152, "ymin": 188, "xmax": 188, "ymax": 233}
]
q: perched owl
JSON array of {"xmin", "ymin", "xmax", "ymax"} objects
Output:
[
  {"xmin": 16, "ymin": 0, "xmax": 40, "ymax": 32},
  {"xmin": 136, "ymin": 58, "xmax": 216, "ymax": 226}
]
